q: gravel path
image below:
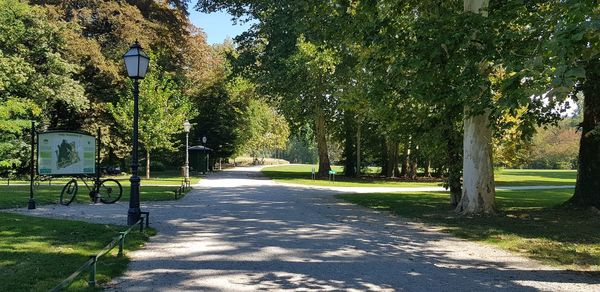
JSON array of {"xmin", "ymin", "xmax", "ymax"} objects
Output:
[{"xmin": 8, "ymin": 167, "xmax": 599, "ymax": 291}]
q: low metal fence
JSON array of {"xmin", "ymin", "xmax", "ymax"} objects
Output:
[
  {"xmin": 173, "ymin": 179, "xmax": 191, "ymax": 199},
  {"xmin": 51, "ymin": 212, "xmax": 150, "ymax": 291}
]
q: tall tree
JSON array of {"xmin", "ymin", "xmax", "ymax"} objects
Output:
[
  {"xmin": 0, "ymin": 0, "xmax": 86, "ymax": 172},
  {"xmin": 552, "ymin": 2, "xmax": 600, "ymax": 208},
  {"xmin": 109, "ymin": 60, "xmax": 191, "ymax": 178},
  {"xmin": 456, "ymin": 0, "xmax": 496, "ymax": 214}
]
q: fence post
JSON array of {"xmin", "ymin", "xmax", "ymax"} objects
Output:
[
  {"xmin": 118, "ymin": 232, "xmax": 125, "ymax": 257},
  {"xmin": 139, "ymin": 217, "xmax": 144, "ymax": 232},
  {"xmin": 88, "ymin": 256, "xmax": 97, "ymax": 287}
]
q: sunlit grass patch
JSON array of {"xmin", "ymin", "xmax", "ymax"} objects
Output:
[
  {"xmin": 0, "ymin": 184, "xmax": 189, "ymax": 209},
  {"xmin": 0, "ymin": 212, "xmax": 155, "ymax": 291},
  {"xmin": 262, "ymin": 165, "xmax": 576, "ymax": 188}
]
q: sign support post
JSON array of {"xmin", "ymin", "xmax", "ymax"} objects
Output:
[
  {"xmin": 94, "ymin": 128, "xmax": 101, "ymax": 203},
  {"xmin": 28, "ymin": 121, "xmax": 36, "ymax": 210}
]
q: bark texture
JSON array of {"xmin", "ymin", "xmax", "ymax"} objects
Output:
[
  {"xmin": 457, "ymin": 0, "xmax": 495, "ymax": 214},
  {"xmin": 379, "ymin": 139, "xmax": 388, "ymax": 176},
  {"xmin": 356, "ymin": 122, "xmax": 361, "ymax": 175},
  {"xmin": 385, "ymin": 140, "xmax": 399, "ymax": 177},
  {"xmin": 408, "ymin": 145, "xmax": 418, "ymax": 179},
  {"xmin": 457, "ymin": 109, "xmax": 496, "ymax": 214},
  {"xmin": 315, "ymin": 107, "xmax": 331, "ymax": 177},
  {"xmin": 445, "ymin": 124, "xmax": 463, "ymax": 207},
  {"xmin": 146, "ymin": 151, "xmax": 151, "ymax": 179},
  {"xmin": 343, "ymin": 112, "xmax": 357, "ymax": 177},
  {"xmin": 424, "ymin": 160, "xmax": 431, "ymax": 178},
  {"xmin": 400, "ymin": 143, "xmax": 410, "ymax": 177},
  {"xmin": 569, "ymin": 60, "xmax": 600, "ymax": 208}
]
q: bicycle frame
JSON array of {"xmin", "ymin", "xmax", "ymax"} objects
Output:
[{"xmin": 76, "ymin": 175, "xmax": 101, "ymax": 202}]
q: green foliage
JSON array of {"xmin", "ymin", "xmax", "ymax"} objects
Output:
[
  {"xmin": 225, "ymin": 76, "xmax": 290, "ymax": 158},
  {"xmin": 282, "ymin": 134, "xmax": 318, "ymax": 164},
  {"xmin": 109, "ymin": 60, "xmax": 192, "ymax": 175},
  {"xmin": 190, "ymin": 82, "xmax": 245, "ymax": 159},
  {"xmin": 528, "ymin": 123, "xmax": 580, "ymax": 170},
  {"xmin": 239, "ymin": 99, "xmax": 290, "ymax": 158},
  {"xmin": 0, "ymin": 0, "xmax": 86, "ymax": 173}
]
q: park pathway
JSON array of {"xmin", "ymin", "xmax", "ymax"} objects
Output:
[{"xmin": 98, "ymin": 166, "xmax": 599, "ymax": 291}]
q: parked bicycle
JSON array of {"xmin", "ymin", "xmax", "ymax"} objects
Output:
[{"xmin": 60, "ymin": 176, "xmax": 122, "ymax": 206}]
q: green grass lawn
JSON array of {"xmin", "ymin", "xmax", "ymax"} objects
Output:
[
  {"xmin": 495, "ymin": 169, "xmax": 576, "ymax": 186},
  {"xmin": 1, "ymin": 170, "xmax": 201, "ymax": 187},
  {"xmin": 107, "ymin": 170, "xmax": 202, "ymax": 186},
  {"xmin": 0, "ymin": 212, "xmax": 155, "ymax": 291},
  {"xmin": 338, "ymin": 188, "xmax": 600, "ymax": 271},
  {"xmin": 0, "ymin": 184, "xmax": 186, "ymax": 209},
  {"xmin": 262, "ymin": 165, "xmax": 442, "ymax": 187},
  {"xmin": 262, "ymin": 164, "xmax": 577, "ymax": 187}
]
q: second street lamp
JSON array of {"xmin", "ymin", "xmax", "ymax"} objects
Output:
[
  {"xmin": 183, "ymin": 120, "xmax": 191, "ymax": 184},
  {"xmin": 123, "ymin": 41, "xmax": 149, "ymax": 226}
]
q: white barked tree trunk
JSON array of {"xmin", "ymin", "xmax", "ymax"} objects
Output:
[
  {"xmin": 457, "ymin": 0, "xmax": 496, "ymax": 215},
  {"xmin": 457, "ymin": 109, "xmax": 496, "ymax": 214}
]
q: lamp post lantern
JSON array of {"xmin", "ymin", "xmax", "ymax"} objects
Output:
[
  {"xmin": 183, "ymin": 120, "xmax": 191, "ymax": 184},
  {"xmin": 123, "ymin": 41, "xmax": 149, "ymax": 225}
]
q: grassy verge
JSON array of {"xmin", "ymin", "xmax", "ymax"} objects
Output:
[
  {"xmin": 0, "ymin": 170, "xmax": 201, "ymax": 187},
  {"xmin": 495, "ymin": 169, "xmax": 576, "ymax": 186},
  {"xmin": 0, "ymin": 184, "xmax": 187, "ymax": 209},
  {"xmin": 337, "ymin": 188, "xmax": 600, "ymax": 270},
  {"xmin": 0, "ymin": 212, "xmax": 155, "ymax": 291},
  {"xmin": 262, "ymin": 165, "xmax": 442, "ymax": 187},
  {"xmin": 233, "ymin": 156, "xmax": 289, "ymax": 166},
  {"xmin": 107, "ymin": 170, "xmax": 201, "ymax": 186},
  {"xmin": 262, "ymin": 164, "xmax": 576, "ymax": 187}
]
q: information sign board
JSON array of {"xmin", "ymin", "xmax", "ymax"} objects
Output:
[{"xmin": 37, "ymin": 132, "xmax": 96, "ymax": 175}]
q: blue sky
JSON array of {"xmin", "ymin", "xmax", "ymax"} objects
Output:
[{"xmin": 188, "ymin": 9, "xmax": 254, "ymax": 45}]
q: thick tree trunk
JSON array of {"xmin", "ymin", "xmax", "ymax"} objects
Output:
[
  {"xmin": 457, "ymin": 0, "xmax": 495, "ymax": 214},
  {"xmin": 400, "ymin": 143, "xmax": 410, "ymax": 177},
  {"xmin": 446, "ymin": 128, "xmax": 463, "ymax": 207},
  {"xmin": 457, "ymin": 108, "xmax": 496, "ymax": 214},
  {"xmin": 380, "ymin": 138, "xmax": 388, "ymax": 176},
  {"xmin": 343, "ymin": 111, "xmax": 357, "ymax": 177},
  {"xmin": 315, "ymin": 107, "xmax": 331, "ymax": 177},
  {"xmin": 356, "ymin": 121, "xmax": 361, "ymax": 175},
  {"xmin": 408, "ymin": 145, "xmax": 418, "ymax": 179},
  {"xmin": 568, "ymin": 60, "xmax": 600, "ymax": 208},
  {"xmin": 393, "ymin": 142, "xmax": 400, "ymax": 177},
  {"xmin": 424, "ymin": 160, "xmax": 431, "ymax": 177},
  {"xmin": 386, "ymin": 140, "xmax": 399, "ymax": 177},
  {"xmin": 145, "ymin": 150, "xmax": 150, "ymax": 179}
]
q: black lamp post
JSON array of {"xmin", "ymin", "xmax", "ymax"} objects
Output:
[
  {"xmin": 123, "ymin": 41, "xmax": 149, "ymax": 225},
  {"xmin": 183, "ymin": 120, "xmax": 191, "ymax": 184}
]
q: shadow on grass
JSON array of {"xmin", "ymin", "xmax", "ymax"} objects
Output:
[
  {"xmin": 337, "ymin": 189, "xmax": 600, "ymax": 269},
  {"xmin": 0, "ymin": 213, "xmax": 153, "ymax": 291}
]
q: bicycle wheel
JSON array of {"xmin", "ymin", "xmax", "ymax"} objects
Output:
[
  {"xmin": 99, "ymin": 179, "xmax": 123, "ymax": 204},
  {"xmin": 60, "ymin": 179, "xmax": 78, "ymax": 206}
]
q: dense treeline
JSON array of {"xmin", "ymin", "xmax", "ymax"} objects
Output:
[
  {"xmin": 1, "ymin": 0, "xmax": 597, "ymax": 214},
  {"xmin": 0, "ymin": 0, "xmax": 289, "ymax": 178},
  {"xmin": 198, "ymin": 0, "xmax": 599, "ymax": 213}
]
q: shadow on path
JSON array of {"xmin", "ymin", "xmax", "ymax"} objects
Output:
[{"xmin": 98, "ymin": 167, "xmax": 599, "ymax": 291}]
